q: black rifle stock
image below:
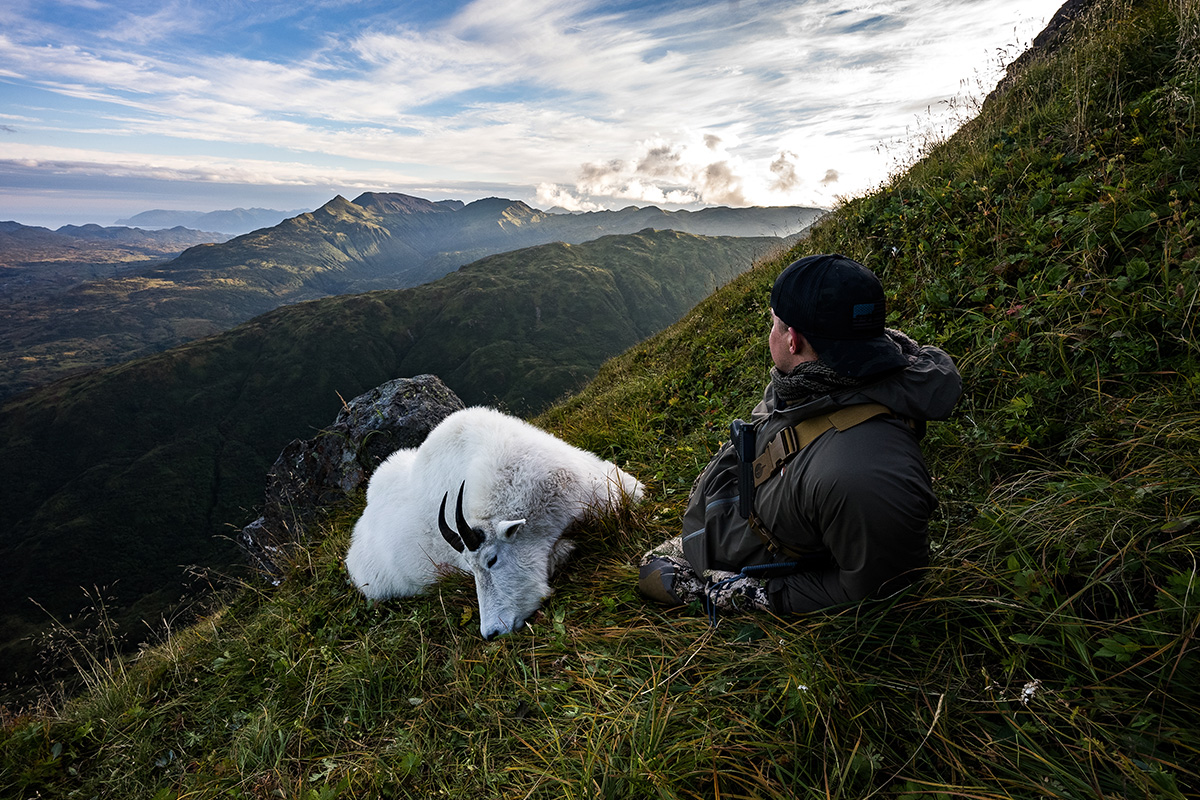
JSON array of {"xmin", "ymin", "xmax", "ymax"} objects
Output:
[{"xmin": 730, "ymin": 419, "xmax": 756, "ymax": 519}]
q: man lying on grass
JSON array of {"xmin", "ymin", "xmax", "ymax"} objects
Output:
[{"xmin": 639, "ymin": 254, "xmax": 963, "ymax": 616}]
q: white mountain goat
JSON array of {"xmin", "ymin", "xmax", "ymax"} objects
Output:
[{"xmin": 345, "ymin": 406, "xmax": 644, "ymax": 639}]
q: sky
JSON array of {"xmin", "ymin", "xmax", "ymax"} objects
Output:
[{"xmin": 0, "ymin": 0, "xmax": 1063, "ymax": 229}]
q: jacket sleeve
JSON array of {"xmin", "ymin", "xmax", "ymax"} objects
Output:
[{"xmin": 765, "ymin": 420, "xmax": 935, "ymax": 612}]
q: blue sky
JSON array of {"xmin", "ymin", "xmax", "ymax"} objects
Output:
[{"xmin": 0, "ymin": 0, "xmax": 1061, "ymax": 228}]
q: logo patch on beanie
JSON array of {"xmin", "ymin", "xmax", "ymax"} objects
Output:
[{"xmin": 851, "ymin": 301, "xmax": 881, "ymax": 334}]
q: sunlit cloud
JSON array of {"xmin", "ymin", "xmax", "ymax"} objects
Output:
[{"xmin": 0, "ymin": 0, "xmax": 1062, "ymax": 226}]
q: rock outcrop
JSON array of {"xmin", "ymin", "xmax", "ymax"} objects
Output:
[
  {"xmin": 986, "ymin": 0, "xmax": 1098, "ymax": 104},
  {"xmin": 239, "ymin": 374, "xmax": 465, "ymax": 578}
]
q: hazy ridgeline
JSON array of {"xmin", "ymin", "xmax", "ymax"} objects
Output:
[{"xmin": 0, "ymin": 196, "xmax": 820, "ymax": 400}]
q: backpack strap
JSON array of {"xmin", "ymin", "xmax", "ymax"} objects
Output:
[
  {"xmin": 743, "ymin": 402, "xmax": 897, "ymax": 561},
  {"xmin": 750, "ymin": 402, "xmax": 893, "ymax": 488}
]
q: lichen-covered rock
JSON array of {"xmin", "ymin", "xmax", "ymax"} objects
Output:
[{"xmin": 239, "ymin": 374, "xmax": 464, "ymax": 578}]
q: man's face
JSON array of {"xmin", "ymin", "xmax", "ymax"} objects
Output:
[{"xmin": 768, "ymin": 310, "xmax": 794, "ymax": 370}]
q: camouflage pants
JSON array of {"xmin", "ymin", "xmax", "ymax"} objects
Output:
[{"xmin": 638, "ymin": 535, "xmax": 770, "ymax": 613}]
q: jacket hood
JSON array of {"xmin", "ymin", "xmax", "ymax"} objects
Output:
[{"xmin": 771, "ymin": 345, "xmax": 963, "ymax": 422}]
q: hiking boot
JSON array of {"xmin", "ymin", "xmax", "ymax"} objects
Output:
[
  {"xmin": 639, "ymin": 557, "xmax": 687, "ymax": 605},
  {"xmin": 638, "ymin": 536, "xmax": 705, "ymax": 606}
]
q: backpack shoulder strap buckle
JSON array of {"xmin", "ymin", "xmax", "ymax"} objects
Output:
[
  {"xmin": 751, "ymin": 403, "xmax": 894, "ymax": 488},
  {"xmin": 751, "ymin": 424, "xmax": 799, "ymax": 487}
]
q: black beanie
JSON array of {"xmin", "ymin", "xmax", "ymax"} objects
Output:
[{"xmin": 770, "ymin": 254, "xmax": 909, "ymax": 378}]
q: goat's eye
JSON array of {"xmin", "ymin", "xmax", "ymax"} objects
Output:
[{"xmin": 487, "ymin": 555, "xmax": 498, "ymax": 569}]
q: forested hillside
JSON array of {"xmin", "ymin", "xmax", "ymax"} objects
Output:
[
  {"xmin": 0, "ymin": 229, "xmax": 777, "ymax": 695},
  {"xmin": 0, "ymin": 194, "xmax": 819, "ymax": 400}
]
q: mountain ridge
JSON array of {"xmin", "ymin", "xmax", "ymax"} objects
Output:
[
  {"xmin": 5, "ymin": 0, "xmax": 1199, "ymax": 795},
  {"xmin": 0, "ymin": 220, "xmax": 229, "ymax": 265},
  {"xmin": 0, "ymin": 195, "xmax": 822, "ymax": 400},
  {"xmin": 113, "ymin": 207, "xmax": 309, "ymax": 235}
]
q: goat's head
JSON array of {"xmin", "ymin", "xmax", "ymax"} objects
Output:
[{"xmin": 438, "ymin": 482, "xmax": 556, "ymax": 640}]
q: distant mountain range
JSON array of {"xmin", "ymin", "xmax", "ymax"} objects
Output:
[
  {"xmin": 0, "ymin": 221, "xmax": 231, "ymax": 291},
  {"xmin": 114, "ymin": 207, "xmax": 310, "ymax": 235},
  {"xmin": 0, "ymin": 221, "xmax": 228, "ymax": 249},
  {"xmin": 0, "ymin": 193, "xmax": 822, "ymax": 400}
]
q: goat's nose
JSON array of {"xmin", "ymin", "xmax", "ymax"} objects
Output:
[
  {"xmin": 481, "ymin": 621, "xmax": 510, "ymax": 640},
  {"xmin": 481, "ymin": 616, "xmax": 526, "ymax": 640}
]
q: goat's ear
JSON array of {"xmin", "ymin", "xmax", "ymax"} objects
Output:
[{"xmin": 498, "ymin": 519, "xmax": 526, "ymax": 539}]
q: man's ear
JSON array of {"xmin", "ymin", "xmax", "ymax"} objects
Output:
[
  {"xmin": 787, "ymin": 327, "xmax": 802, "ymax": 354},
  {"xmin": 790, "ymin": 329, "xmax": 819, "ymax": 362}
]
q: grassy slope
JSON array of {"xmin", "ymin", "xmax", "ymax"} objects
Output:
[
  {"xmin": 3, "ymin": 1, "xmax": 1198, "ymax": 797},
  {"xmin": 0, "ymin": 229, "xmax": 776, "ymax": 695}
]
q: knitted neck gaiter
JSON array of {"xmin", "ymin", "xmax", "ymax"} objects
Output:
[
  {"xmin": 770, "ymin": 360, "xmax": 864, "ymax": 406},
  {"xmin": 770, "ymin": 328, "xmax": 920, "ymax": 406}
]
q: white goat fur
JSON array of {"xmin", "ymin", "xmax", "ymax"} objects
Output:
[{"xmin": 345, "ymin": 406, "xmax": 644, "ymax": 638}]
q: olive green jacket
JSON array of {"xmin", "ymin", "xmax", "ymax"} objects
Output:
[{"xmin": 681, "ymin": 345, "xmax": 962, "ymax": 612}]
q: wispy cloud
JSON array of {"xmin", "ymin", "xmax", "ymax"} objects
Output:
[{"xmin": 0, "ymin": 0, "xmax": 1060, "ymax": 225}]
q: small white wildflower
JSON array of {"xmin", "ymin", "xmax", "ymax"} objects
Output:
[{"xmin": 1020, "ymin": 679, "xmax": 1041, "ymax": 705}]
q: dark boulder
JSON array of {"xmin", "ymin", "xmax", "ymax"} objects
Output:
[{"xmin": 239, "ymin": 374, "xmax": 465, "ymax": 578}]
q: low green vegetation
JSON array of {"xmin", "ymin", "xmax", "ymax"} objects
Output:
[
  {"xmin": 3, "ymin": 0, "xmax": 1198, "ymax": 796},
  {"xmin": 0, "ymin": 229, "xmax": 776, "ymax": 698}
]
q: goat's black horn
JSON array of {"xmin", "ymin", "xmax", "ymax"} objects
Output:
[
  {"xmin": 438, "ymin": 491, "xmax": 465, "ymax": 553},
  {"xmin": 454, "ymin": 482, "xmax": 484, "ymax": 551}
]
